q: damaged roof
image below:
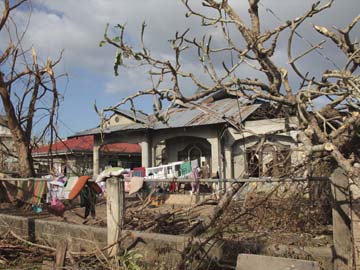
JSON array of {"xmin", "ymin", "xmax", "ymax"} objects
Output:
[
  {"xmin": 150, "ymin": 98, "xmax": 261, "ymax": 129},
  {"xmin": 73, "ymin": 98, "xmax": 262, "ymax": 137}
]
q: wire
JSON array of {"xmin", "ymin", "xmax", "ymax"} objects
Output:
[{"xmin": 259, "ymin": 2, "xmax": 341, "ymax": 70}]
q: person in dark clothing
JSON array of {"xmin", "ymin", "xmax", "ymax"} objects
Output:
[{"xmin": 80, "ymin": 182, "xmax": 97, "ymax": 219}]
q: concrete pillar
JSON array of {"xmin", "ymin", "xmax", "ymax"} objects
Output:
[
  {"xmin": 140, "ymin": 136, "xmax": 151, "ymax": 168},
  {"xmin": 93, "ymin": 136, "xmax": 101, "ymax": 176},
  {"xmin": 208, "ymin": 137, "xmax": 220, "ymax": 177},
  {"xmin": 224, "ymin": 145, "xmax": 233, "ymax": 179},
  {"xmin": 151, "ymin": 145, "xmax": 156, "ymax": 167},
  {"xmin": 106, "ymin": 177, "xmax": 125, "ymax": 257},
  {"xmin": 224, "ymin": 145, "xmax": 233, "ymax": 189}
]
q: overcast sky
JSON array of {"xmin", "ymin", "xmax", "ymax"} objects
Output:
[{"xmin": 1, "ymin": 0, "xmax": 359, "ymax": 137}]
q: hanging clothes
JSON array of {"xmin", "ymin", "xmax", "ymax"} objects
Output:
[
  {"xmin": 2, "ymin": 179, "xmax": 48, "ymax": 205},
  {"xmin": 129, "ymin": 177, "xmax": 144, "ymax": 195},
  {"xmin": 31, "ymin": 180, "xmax": 47, "ymax": 205},
  {"xmin": 180, "ymin": 161, "xmax": 191, "ymax": 176},
  {"xmin": 191, "ymin": 159, "xmax": 199, "ymax": 170},
  {"xmin": 63, "ymin": 176, "xmax": 79, "ymax": 199},
  {"xmin": 133, "ymin": 167, "xmax": 146, "ymax": 177}
]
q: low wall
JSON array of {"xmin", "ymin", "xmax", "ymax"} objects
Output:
[
  {"xmin": 0, "ymin": 214, "xmax": 185, "ymax": 267},
  {"xmin": 0, "ymin": 214, "xmax": 333, "ymax": 269},
  {"xmin": 0, "ymin": 214, "xmax": 106, "ymax": 251}
]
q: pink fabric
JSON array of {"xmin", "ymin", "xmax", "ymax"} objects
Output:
[
  {"xmin": 124, "ymin": 180, "xmax": 131, "ymax": 192},
  {"xmin": 49, "ymin": 198, "xmax": 65, "ymax": 216},
  {"xmin": 169, "ymin": 181, "xmax": 177, "ymax": 192}
]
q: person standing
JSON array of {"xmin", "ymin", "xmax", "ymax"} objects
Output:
[
  {"xmin": 191, "ymin": 166, "xmax": 201, "ymax": 194},
  {"xmin": 80, "ymin": 182, "xmax": 97, "ymax": 219}
]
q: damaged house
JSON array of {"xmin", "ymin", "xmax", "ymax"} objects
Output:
[
  {"xmin": 74, "ymin": 92, "xmax": 299, "ymax": 180},
  {"xmin": 32, "ymin": 135, "xmax": 141, "ymax": 176}
]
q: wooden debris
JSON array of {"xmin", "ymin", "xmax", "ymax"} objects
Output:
[
  {"xmin": 42, "ymin": 260, "xmax": 54, "ymax": 270},
  {"xmin": 136, "ymin": 188, "xmax": 156, "ymax": 211},
  {"xmin": 55, "ymin": 240, "xmax": 67, "ymax": 270}
]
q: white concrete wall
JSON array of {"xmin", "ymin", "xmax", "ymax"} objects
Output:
[{"xmin": 104, "ymin": 114, "xmax": 135, "ymax": 128}]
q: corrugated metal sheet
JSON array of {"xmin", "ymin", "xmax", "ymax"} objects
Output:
[
  {"xmin": 74, "ymin": 122, "xmax": 148, "ymax": 136},
  {"xmin": 153, "ymin": 99, "xmax": 261, "ymax": 129},
  {"xmin": 73, "ymin": 98, "xmax": 261, "ymax": 136}
]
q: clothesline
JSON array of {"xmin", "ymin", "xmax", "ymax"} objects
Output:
[
  {"xmin": 0, "ymin": 176, "xmax": 329, "ymax": 183},
  {"xmin": 0, "ymin": 178, "xmax": 44, "ymax": 181},
  {"xmin": 143, "ymin": 176, "xmax": 329, "ymax": 183}
]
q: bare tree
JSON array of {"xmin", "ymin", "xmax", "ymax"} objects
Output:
[
  {"xmin": 99, "ymin": 0, "xmax": 359, "ymax": 186},
  {"xmin": 0, "ymin": 0, "xmax": 63, "ymax": 177},
  {"xmin": 95, "ymin": 3, "xmax": 360, "ymax": 268}
]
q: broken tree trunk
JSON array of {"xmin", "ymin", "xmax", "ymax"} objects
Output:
[{"xmin": 190, "ymin": 182, "xmax": 246, "ymax": 236}]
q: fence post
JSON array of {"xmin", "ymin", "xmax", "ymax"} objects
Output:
[
  {"xmin": 106, "ymin": 176, "xmax": 125, "ymax": 257},
  {"xmin": 330, "ymin": 168, "xmax": 352, "ymax": 270},
  {"xmin": 350, "ymin": 174, "xmax": 360, "ymax": 270}
]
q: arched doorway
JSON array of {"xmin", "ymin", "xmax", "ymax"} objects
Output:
[
  {"xmin": 161, "ymin": 136, "xmax": 211, "ymax": 167},
  {"xmin": 188, "ymin": 145, "xmax": 202, "ymax": 165}
]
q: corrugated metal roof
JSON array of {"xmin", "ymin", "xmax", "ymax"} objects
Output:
[
  {"xmin": 151, "ymin": 98, "xmax": 261, "ymax": 129},
  {"xmin": 73, "ymin": 98, "xmax": 261, "ymax": 136},
  {"xmin": 74, "ymin": 122, "xmax": 148, "ymax": 137}
]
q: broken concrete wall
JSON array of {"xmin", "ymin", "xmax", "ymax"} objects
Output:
[{"xmin": 0, "ymin": 214, "xmax": 184, "ymax": 267}]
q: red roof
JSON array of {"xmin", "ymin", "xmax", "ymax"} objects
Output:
[{"xmin": 32, "ymin": 135, "xmax": 140, "ymax": 155}]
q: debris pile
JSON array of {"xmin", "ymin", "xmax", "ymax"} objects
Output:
[
  {"xmin": 124, "ymin": 198, "xmax": 218, "ymax": 234},
  {"xmin": 0, "ymin": 231, "xmax": 145, "ymax": 270}
]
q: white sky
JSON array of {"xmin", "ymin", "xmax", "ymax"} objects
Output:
[{"xmin": 1, "ymin": 0, "xmax": 359, "ymax": 136}]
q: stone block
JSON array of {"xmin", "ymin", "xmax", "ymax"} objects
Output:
[{"xmin": 236, "ymin": 254, "xmax": 320, "ymax": 270}]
